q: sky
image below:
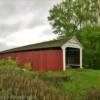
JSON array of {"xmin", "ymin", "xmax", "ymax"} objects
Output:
[{"xmin": 0, "ymin": 0, "xmax": 62, "ymax": 51}]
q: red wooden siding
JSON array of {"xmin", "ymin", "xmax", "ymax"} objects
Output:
[{"xmin": 0, "ymin": 49, "xmax": 63, "ymax": 72}]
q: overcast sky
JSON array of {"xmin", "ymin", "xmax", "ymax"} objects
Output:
[{"xmin": 0, "ymin": 0, "xmax": 62, "ymax": 51}]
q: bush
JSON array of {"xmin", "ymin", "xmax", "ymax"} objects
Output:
[
  {"xmin": 0, "ymin": 68, "xmax": 72, "ymax": 100},
  {"xmin": 0, "ymin": 59, "xmax": 5, "ymax": 66},
  {"xmin": 0, "ymin": 57, "xmax": 17, "ymax": 68},
  {"xmin": 37, "ymin": 72, "xmax": 70, "ymax": 88},
  {"xmin": 84, "ymin": 88, "xmax": 100, "ymax": 100},
  {"xmin": 24, "ymin": 63, "xmax": 32, "ymax": 71}
]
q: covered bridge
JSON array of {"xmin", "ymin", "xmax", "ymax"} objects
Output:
[{"xmin": 0, "ymin": 36, "xmax": 83, "ymax": 72}]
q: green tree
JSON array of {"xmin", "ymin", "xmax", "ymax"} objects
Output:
[
  {"xmin": 48, "ymin": 0, "xmax": 100, "ymax": 37},
  {"xmin": 48, "ymin": 0, "xmax": 100, "ymax": 69},
  {"xmin": 80, "ymin": 26, "xmax": 100, "ymax": 69}
]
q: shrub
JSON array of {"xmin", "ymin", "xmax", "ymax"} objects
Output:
[
  {"xmin": 0, "ymin": 57, "xmax": 17, "ymax": 68},
  {"xmin": 24, "ymin": 63, "xmax": 32, "ymax": 71},
  {"xmin": 5, "ymin": 57, "xmax": 17, "ymax": 66},
  {"xmin": 0, "ymin": 68, "xmax": 72, "ymax": 100},
  {"xmin": 37, "ymin": 72, "xmax": 70, "ymax": 88},
  {"xmin": 84, "ymin": 88, "xmax": 100, "ymax": 100},
  {"xmin": 0, "ymin": 59, "xmax": 5, "ymax": 66}
]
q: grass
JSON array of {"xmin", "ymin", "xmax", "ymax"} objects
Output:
[
  {"xmin": 0, "ymin": 65, "xmax": 100, "ymax": 100},
  {"xmin": 0, "ymin": 66, "xmax": 71, "ymax": 100},
  {"xmin": 46, "ymin": 69, "xmax": 100, "ymax": 100}
]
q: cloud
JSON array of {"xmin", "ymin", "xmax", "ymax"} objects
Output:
[
  {"xmin": 0, "ymin": 38, "xmax": 11, "ymax": 51},
  {"xmin": 0, "ymin": 43, "xmax": 8, "ymax": 51},
  {"xmin": 0, "ymin": 22, "xmax": 22, "ymax": 37},
  {"xmin": 0, "ymin": 12, "xmax": 37, "ymax": 37},
  {"xmin": 0, "ymin": 0, "xmax": 62, "ymax": 51},
  {"xmin": 5, "ymin": 24, "xmax": 57, "ymax": 47},
  {"xmin": 0, "ymin": 0, "xmax": 62, "ymax": 19}
]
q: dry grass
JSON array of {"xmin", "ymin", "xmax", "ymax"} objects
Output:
[
  {"xmin": 84, "ymin": 88, "xmax": 100, "ymax": 100},
  {"xmin": 0, "ymin": 68, "xmax": 71, "ymax": 100}
]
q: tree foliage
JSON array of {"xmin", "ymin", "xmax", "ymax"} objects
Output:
[
  {"xmin": 48, "ymin": 0, "xmax": 100, "ymax": 37},
  {"xmin": 48, "ymin": 0, "xmax": 100, "ymax": 69},
  {"xmin": 80, "ymin": 26, "xmax": 100, "ymax": 69}
]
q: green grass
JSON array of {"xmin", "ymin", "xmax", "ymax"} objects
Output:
[
  {"xmin": 46, "ymin": 69, "xmax": 100, "ymax": 100},
  {"xmin": 0, "ymin": 65, "xmax": 100, "ymax": 100}
]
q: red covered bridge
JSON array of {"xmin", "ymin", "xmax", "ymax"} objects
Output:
[{"xmin": 0, "ymin": 36, "xmax": 83, "ymax": 72}]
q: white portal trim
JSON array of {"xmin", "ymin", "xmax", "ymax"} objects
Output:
[
  {"xmin": 80, "ymin": 48, "xmax": 83, "ymax": 68},
  {"xmin": 61, "ymin": 36, "xmax": 83, "ymax": 70}
]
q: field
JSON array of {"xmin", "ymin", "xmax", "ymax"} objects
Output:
[
  {"xmin": 47, "ymin": 69, "xmax": 100, "ymax": 100},
  {"xmin": 0, "ymin": 65, "xmax": 100, "ymax": 100}
]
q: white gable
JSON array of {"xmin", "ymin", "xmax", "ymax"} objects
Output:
[{"xmin": 62, "ymin": 36, "xmax": 82, "ymax": 49}]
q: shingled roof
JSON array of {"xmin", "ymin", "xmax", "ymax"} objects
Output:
[{"xmin": 0, "ymin": 36, "xmax": 73, "ymax": 53}]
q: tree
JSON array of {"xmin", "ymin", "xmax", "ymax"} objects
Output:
[
  {"xmin": 48, "ymin": 0, "xmax": 100, "ymax": 37},
  {"xmin": 48, "ymin": 0, "xmax": 100, "ymax": 69},
  {"xmin": 80, "ymin": 26, "xmax": 100, "ymax": 69}
]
